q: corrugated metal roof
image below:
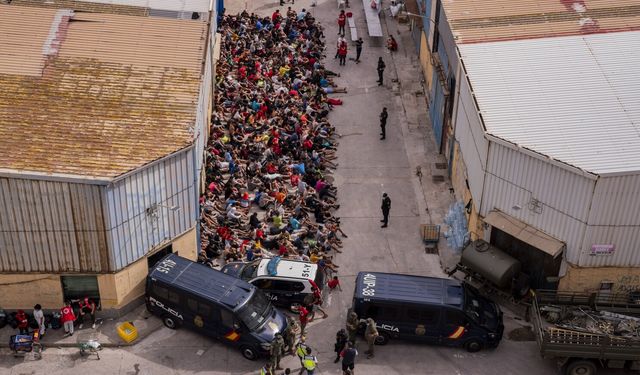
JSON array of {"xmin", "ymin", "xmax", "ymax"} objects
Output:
[
  {"xmin": 11, "ymin": 0, "xmax": 211, "ymax": 14},
  {"xmin": 443, "ymin": 0, "xmax": 640, "ymax": 44},
  {"xmin": 0, "ymin": 5, "xmax": 207, "ymax": 179},
  {"xmin": 459, "ymin": 31, "xmax": 640, "ymax": 175}
]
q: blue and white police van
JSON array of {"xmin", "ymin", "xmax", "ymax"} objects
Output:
[
  {"xmin": 146, "ymin": 254, "xmax": 287, "ymax": 360},
  {"xmin": 352, "ymin": 271, "xmax": 504, "ymax": 352}
]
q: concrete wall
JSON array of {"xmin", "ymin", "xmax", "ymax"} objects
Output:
[
  {"xmin": 0, "ymin": 274, "xmax": 63, "ymax": 310},
  {"xmin": 559, "ymin": 264, "xmax": 640, "ymax": 294},
  {"xmin": 100, "ymin": 226, "xmax": 197, "ymax": 310}
]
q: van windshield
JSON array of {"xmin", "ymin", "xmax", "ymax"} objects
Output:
[
  {"xmin": 237, "ymin": 290, "xmax": 272, "ymax": 330},
  {"xmin": 463, "ymin": 286, "xmax": 497, "ymax": 329}
]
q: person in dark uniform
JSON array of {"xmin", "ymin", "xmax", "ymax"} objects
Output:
[
  {"xmin": 355, "ymin": 38, "xmax": 363, "ymax": 64},
  {"xmin": 376, "ymin": 57, "xmax": 385, "ymax": 86},
  {"xmin": 379, "ymin": 107, "xmax": 388, "ymax": 140},
  {"xmin": 381, "ymin": 193, "xmax": 391, "ymax": 228}
]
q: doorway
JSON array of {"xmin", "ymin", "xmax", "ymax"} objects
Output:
[
  {"xmin": 490, "ymin": 229, "xmax": 562, "ymax": 290},
  {"xmin": 148, "ymin": 244, "xmax": 174, "ymax": 269}
]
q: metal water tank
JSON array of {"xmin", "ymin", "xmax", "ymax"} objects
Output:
[{"xmin": 460, "ymin": 240, "xmax": 521, "ymax": 289}]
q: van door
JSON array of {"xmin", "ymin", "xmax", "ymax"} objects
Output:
[
  {"xmin": 361, "ymin": 303, "xmax": 401, "ymax": 339},
  {"xmin": 442, "ymin": 308, "xmax": 470, "ymax": 346},
  {"xmin": 186, "ymin": 297, "xmax": 220, "ymax": 337},
  {"xmin": 403, "ymin": 306, "xmax": 441, "ymax": 343},
  {"xmin": 220, "ymin": 308, "xmax": 244, "ymax": 345}
]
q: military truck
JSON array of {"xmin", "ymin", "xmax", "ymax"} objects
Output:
[{"xmin": 531, "ymin": 290, "xmax": 640, "ymax": 375}]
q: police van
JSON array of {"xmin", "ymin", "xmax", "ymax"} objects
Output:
[
  {"xmin": 222, "ymin": 257, "xmax": 324, "ymax": 310},
  {"xmin": 352, "ymin": 272, "xmax": 504, "ymax": 352},
  {"xmin": 145, "ymin": 254, "xmax": 287, "ymax": 360}
]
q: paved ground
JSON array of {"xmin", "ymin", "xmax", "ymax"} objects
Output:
[{"xmin": 0, "ymin": 0, "xmax": 626, "ymax": 374}]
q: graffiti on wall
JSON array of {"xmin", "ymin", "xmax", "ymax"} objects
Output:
[{"xmin": 616, "ymin": 275, "xmax": 640, "ymax": 293}]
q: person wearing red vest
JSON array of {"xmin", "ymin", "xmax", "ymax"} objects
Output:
[
  {"xmin": 337, "ymin": 10, "xmax": 346, "ymax": 36},
  {"xmin": 61, "ymin": 301, "xmax": 76, "ymax": 336},
  {"xmin": 77, "ymin": 296, "xmax": 96, "ymax": 329},
  {"xmin": 15, "ymin": 310, "xmax": 29, "ymax": 335}
]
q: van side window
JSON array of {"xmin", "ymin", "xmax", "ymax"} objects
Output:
[
  {"xmin": 379, "ymin": 306, "xmax": 398, "ymax": 320},
  {"xmin": 154, "ymin": 285, "xmax": 169, "ymax": 300},
  {"xmin": 168, "ymin": 290, "xmax": 180, "ymax": 304},
  {"xmin": 365, "ymin": 304, "xmax": 379, "ymax": 320},
  {"xmin": 445, "ymin": 310, "xmax": 466, "ymax": 326},
  {"xmin": 407, "ymin": 308, "xmax": 439, "ymax": 324},
  {"xmin": 187, "ymin": 298, "xmax": 212, "ymax": 317},
  {"xmin": 220, "ymin": 309, "xmax": 236, "ymax": 328},
  {"xmin": 252, "ymin": 279, "xmax": 273, "ymax": 289},
  {"xmin": 272, "ymin": 280, "xmax": 305, "ymax": 292}
]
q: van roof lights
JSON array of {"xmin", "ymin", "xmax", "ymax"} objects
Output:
[{"xmin": 267, "ymin": 257, "xmax": 281, "ymax": 276}]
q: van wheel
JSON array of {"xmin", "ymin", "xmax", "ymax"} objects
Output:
[
  {"xmin": 240, "ymin": 345, "xmax": 258, "ymax": 361},
  {"xmin": 375, "ymin": 332, "xmax": 390, "ymax": 345},
  {"xmin": 464, "ymin": 339, "xmax": 482, "ymax": 353},
  {"xmin": 565, "ymin": 360, "xmax": 597, "ymax": 375},
  {"xmin": 162, "ymin": 316, "xmax": 180, "ymax": 330}
]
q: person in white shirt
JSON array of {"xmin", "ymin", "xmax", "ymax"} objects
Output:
[{"xmin": 33, "ymin": 304, "xmax": 45, "ymax": 336}]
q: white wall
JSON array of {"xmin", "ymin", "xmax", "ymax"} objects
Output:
[
  {"xmin": 481, "ymin": 143, "xmax": 594, "ymax": 264},
  {"xmin": 579, "ymin": 174, "xmax": 640, "ymax": 266},
  {"xmin": 454, "ymin": 74, "xmax": 487, "ymax": 203}
]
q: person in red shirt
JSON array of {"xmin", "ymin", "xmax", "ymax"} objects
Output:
[
  {"xmin": 337, "ymin": 41, "xmax": 347, "ymax": 66},
  {"xmin": 327, "ymin": 276, "xmax": 342, "ymax": 292},
  {"xmin": 298, "ymin": 305, "xmax": 310, "ymax": 335},
  {"xmin": 77, "ymin": 296, "xmax": 97, "ymax": 329},
  {"xmin": 272, "ymin": 9, "xmax": 281, "ymax": 23},
  {"xmin": 337, "ymin": 10, "xmax": 346, "ymax": 36},
  {"xmin": 15, "ymin": 310, "xmax": 29, "ymax": 335},
  {"xmin": 60, "ymin": 301, "xmax": 76, "ymax": 337}
]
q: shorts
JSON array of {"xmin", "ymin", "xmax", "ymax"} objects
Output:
[{"xmin": 342, "ymin": 362, "xmax": 354, "ymax": 371}]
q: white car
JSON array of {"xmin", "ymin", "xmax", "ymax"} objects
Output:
[{"xmin": 222, "ymin": 257, "xmax": 324, "ymax": 309}]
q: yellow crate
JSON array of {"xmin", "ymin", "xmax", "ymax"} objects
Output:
[{"xmin": 117, "ymin": 322, "xmax": 138, "ymax": 344}]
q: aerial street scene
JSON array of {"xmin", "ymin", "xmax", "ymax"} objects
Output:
[{"xmin": 1, "ymin": 0, "xmax": 640, "ymax": 374}]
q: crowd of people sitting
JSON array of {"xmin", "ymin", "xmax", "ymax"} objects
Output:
[{"xmin": 198, "ymin": 10, "xmax": 348, "ymax": 281}]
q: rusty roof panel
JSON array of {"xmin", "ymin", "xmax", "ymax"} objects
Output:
[
  {"xmin": 443, "ymin": 0, "xmax": 640, "ymax": 44},
  {"xmin": 10, "ymin": 0, "xmax": 149, "ymax": 16},
  {"xmin": 0, "ymin": 5, "xmax": 207, "ymax": 179}
]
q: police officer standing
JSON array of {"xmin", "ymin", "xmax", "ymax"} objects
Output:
[
  {"xmin": 346, "ymin": 311, "xmax": 359, "ymax": 344},
  {"xmin": 381, "ymin": 193, "xmax": 391, "ymax": 228},
  {"xmin": 270, "ymin": 333, "xmax": 285, "ymax": 371},
  {"xmin": 377, "ymin": 57, "xmax": 386, "ymax": 86},
  {"xmin": 301, "ymin": 348, "xmax": 318, "ymax": 374},
  {"xmin": 379, "ymin": 108, "xmax": 388, "ymax": 140},
  {"xmin": 364, "ymin": 318, "xmax": 379, "ymax": 359},
  {"xmin": 296, "ymin": 337, "xmax": 310, "ymax": 375}
]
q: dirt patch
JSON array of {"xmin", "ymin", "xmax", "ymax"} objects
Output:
[{"xmin": 507, "ymin": 326, "xmax": 535, "ymax": 341}]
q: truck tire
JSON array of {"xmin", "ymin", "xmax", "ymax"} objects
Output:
[
  {"xmin": 240, "ymin": 345, "xmax": 258, "ymax": 360},
  {"xmin": 565, "ymin": 360, "xmax": 597, "ymax": 375},
  {"xmin": 374, "ymin": 332, "xmax": 390, "ymax": 345},
  {"xmin": 162, "ymin": 315, "xmax": 180, "ymax": 330},
  {"xmin": 464, "ymin": 339, "xmax": 482, "ymax": 353}
]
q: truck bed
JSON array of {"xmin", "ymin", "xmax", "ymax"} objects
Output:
[{"xmin": 532, "ymin": 290, "xmax": 640, "ymax": 361}]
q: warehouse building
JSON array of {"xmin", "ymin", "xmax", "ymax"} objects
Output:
[
  {"xmin": 418, "ymin": 0, "xmax": 640, "ymax": 292},
  {"xmin": 0, "ymin": 1, "xmax": 215, "ymax": 314}
]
